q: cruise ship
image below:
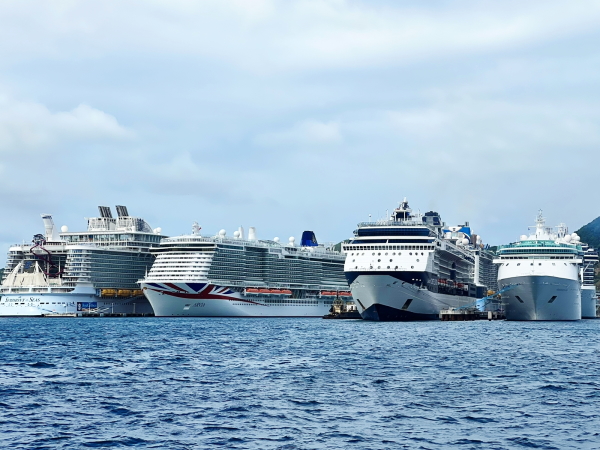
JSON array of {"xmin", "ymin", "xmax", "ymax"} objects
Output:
[
  {"xmin": 343, "ymin": 199, "xmax": 497, "ymax": 321},
  {"xmin": 494, "ymin": 211, "xmax": 583, "ymax": 321},
  {"xmin": 0, "ymin": 206, "xmax": 162, "ymax": 316},
  {"xmin": 140, "ymin": 224, "xmax": 348, "ymax": 317},
  {"xmin": 580, "ymin": 243, "xmax": 598, "ymax": 318}
]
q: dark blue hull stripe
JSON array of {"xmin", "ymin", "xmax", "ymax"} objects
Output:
[{"xmin": 360, "ymin": 303, "xmax": 438, "ymax": 321}]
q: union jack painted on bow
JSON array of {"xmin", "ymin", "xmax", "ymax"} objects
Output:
[{"xmin": 144, "ymin": 282, "xmax": 264, "ymax": 305}]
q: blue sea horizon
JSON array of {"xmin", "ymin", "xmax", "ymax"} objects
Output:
[{"xmin": 0, "ymin": 318, "xmax": 598, "ymax": 449}]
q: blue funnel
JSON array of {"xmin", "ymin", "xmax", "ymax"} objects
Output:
[{"xmin": 301, "ymin": 231, "xmax": 318, "ymax": 247}]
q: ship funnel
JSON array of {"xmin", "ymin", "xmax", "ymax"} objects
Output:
[
  {"xmin": 41, "ymin": 214, "xmax": 60, "ymax": 242},
  {"xmin": 191, "ymin": 222, "xmax": 201, "ymax": 236},
  {"xmin": 301, "ymin": 231, "xmax": 318, "ymax": 247},
  {"xmin": 238, "ymin": 226, "xmax": 245, "ymax": 240},
  {"xmin": 248, "ymin": 227, "xmax": 257, "ymax": 241}
]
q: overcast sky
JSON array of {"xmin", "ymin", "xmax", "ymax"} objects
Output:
[{"xmin": 1, "ymin": 0, "xmax": 600, "ymax": 264}]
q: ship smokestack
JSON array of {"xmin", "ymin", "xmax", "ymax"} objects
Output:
[
  {"xmin": 41, "ymin": 214, "xmax": 60, "ymax": 242},
  {"xmin": 248, "ymin": 227, "xmax": 257, "ymax": 241}
]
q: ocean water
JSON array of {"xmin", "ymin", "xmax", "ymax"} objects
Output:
[{"xmin": 0, "ymin": 318, "xmax": 599, "ymax": 449}]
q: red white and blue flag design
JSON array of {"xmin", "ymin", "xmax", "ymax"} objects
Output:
[{"xmin": 143, "ymin": 282, "xmax": 263, "ymax": 305}]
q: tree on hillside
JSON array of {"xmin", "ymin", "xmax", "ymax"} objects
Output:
[{"xmin": 576, "ymin": 217, "xmax": 600, "ymax": 251}]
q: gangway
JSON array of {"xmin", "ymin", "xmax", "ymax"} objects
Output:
[{"xmin": 457, "ymin": 284, "xmax": 517, "ymax": 312}]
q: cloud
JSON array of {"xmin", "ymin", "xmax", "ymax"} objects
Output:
[
  {"xmin": 1, "ymin": 0, "xmax": 600, "ymax": 262},
  {"xmin": 2, "ymin": 0, "xmax": 600, "ymax": 74},
  {"xmin": 255, "ymin": 119, "xmax": 342, "ymax": 146},
  {"xmin": 0, "ymin": 96, "xmax": 133, "ymax": 152}
]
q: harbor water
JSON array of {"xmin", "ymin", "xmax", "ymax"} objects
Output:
[{"xmin": 0, "ymin": 318, "xmax": 599, "ymax": 449}]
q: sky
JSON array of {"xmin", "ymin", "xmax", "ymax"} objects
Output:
[{"xmin": 1, "ymin": 0, "xmax": 600, "ymax": 264}]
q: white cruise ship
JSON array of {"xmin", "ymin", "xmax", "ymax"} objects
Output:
[
  {"xmin": 579, "ymin": 244, "xmax": 597, "ymax": 318},
  {"xmin": 0, "ymin": 206, "xmax": 162, "ymax": 316},
  {"xmin": 140, "ymin": 224, "xmax": 348, "ymax": 317},
  {"xmin": 343, "ymin": 199, "xmax": 497, "ymax": 321},
  {"xmin": 494, "ymin": 211, "xmax": 583, "ymax": 321}
]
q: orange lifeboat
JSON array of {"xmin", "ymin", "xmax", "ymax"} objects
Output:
[
  {"xmin": 269, "ymin": 289, "xmax": 282, "ymax": 295},
  {"xmin": 258, "ymin": 288, "xmax": 271, "ymax": 295},
  {"xmin": 339, "ymin": 291, "xmax": 352, "ymax": 297},
  {"xmin": 281, "ymin": 289, "xmax": 292, "ymax": 296},
  {"xmin": 245, "ymin": 288, "xmax": 260, "ymax": 295},
  {"xmin": 320, "ymin": 291, "xmax": 335, "ymax": 297}
]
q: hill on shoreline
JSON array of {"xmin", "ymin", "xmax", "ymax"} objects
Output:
[{"xmin": 576, "ymin": 217, "xmax": 600, "ymax": 250}]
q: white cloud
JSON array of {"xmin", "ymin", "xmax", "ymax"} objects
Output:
[
  {"xmin": 255, "ymin": 119, "xmax": 342, "ymax": 146},
  {"xmin": 2, "ymin": 0, "xmax": 600, "ymax": 73},
  {"xmin": 1, "ymin": 0, "xmax": 600, "ymax": 262},
  {"xmin": 0, "ymin": 96, "xmax": 133, "ymax": 152}
]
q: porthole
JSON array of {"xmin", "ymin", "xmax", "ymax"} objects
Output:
[
  {"xmin": 390, "ymin": 259, "xmax": 393, "ymax": 262},
  {"xmin": 411, "ymin": 266, "xmax": 414, "ymax": 269},
  {"xmin": 385, "ymin": 252, "xmax": 388, "ymax": 256},
  {"xmin": 392, "ymin": 252, "xmax": 396, "ymax": 256},
  {"xmin": 372, "ymin": 253, "xmax": 375, "ymax": 256},
  {"xmin": 387, "ymin": 266, "xmax": 390, "ymax": 269},
  {"xmin": 378, "ymin": 253, "xmax": 381, "ymax": 256},
  {"xmin": 352, "ymin": 259, "xmax": 355, "ymax": 262},
  {"xmin": 409, "ymin": 252, "xmax": 412, "ymax": 256},
  {"xmin": 416, "ymin": 259, "xmax": 419, "ymax": 262},
  {"xmin": 378, "ymin": 266, "xmax": 381, "ymax": 269},
  {"xmin": 378, "ymin": 259, "xmax": 381, "ymax": 262}
]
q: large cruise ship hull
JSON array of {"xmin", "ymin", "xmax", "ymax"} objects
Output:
[
  {"xmin": 0, "ymin": 287, "xmax": 153, "ymax": 316},
  {"xmin": 499, "ymin": 275, "xmax": 581, "ymax": 321},
  {"xmin": 347, "ymin": 274, "xmax": 473, "ymax": 321},
  {"xmin": 142, "ymin": 282, "xmax": 332, "ymax": 317},
  {"xmin": 581, "ymin": 286, "xmax": 597, "ymax": 319}
]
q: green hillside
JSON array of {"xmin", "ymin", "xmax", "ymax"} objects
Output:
[
  {"xmin": 576, "ymin": 217, "xmax": 600, "ymax": 251},
  {"xmin": 577, "ymin": 217, "xmax": 600, "ymax": 287}
]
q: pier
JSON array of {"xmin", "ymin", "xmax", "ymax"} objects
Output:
[{"xmin": 439, "ymin": 308, "xmax": 505, "ymax": 321}]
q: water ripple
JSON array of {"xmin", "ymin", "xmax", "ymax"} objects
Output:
[{"xmin": 0, "ymin": 318, "xmax": 599, "ymax": 449}]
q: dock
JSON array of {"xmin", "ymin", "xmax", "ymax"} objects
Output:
[{"xmin": 439, "ymin": 308, "xmax": 505, "ymax": 321}]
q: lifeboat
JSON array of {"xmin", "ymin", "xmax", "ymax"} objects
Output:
[
  {"xmin": 438, "ymin": 279, "xmax": 446, "ymax": 285},
  {"xmin": 320, "ymin": 291, "xmax": 336, "ymax": 297},
  {"xmin": 281, "ymin": 289, "xmax": 292, "ymax": 296},
  {"xmin": 258, "ymin": 288, "xmax": 271, "ymax": 295},
  {"xmin": 117, "ymin": 289, "xmax": 132, "ymax": 297},
  {"xmin": 132, "ymin": 289, "xmax": 143, "ymax": 296},
  {"xmin": 101, "ymin": 289, "xmax": 117, "ymax": 297},
  {"xmin": 338, "ymin": 291, "xmax": 352, "ymax": 297},
  {"xmin": 245, "ymin": 288, "xmax": 260, "ymax": 296},
  {"xmin": 269, "ymin": 289, "xmax": 283, "ymax": 295}
]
